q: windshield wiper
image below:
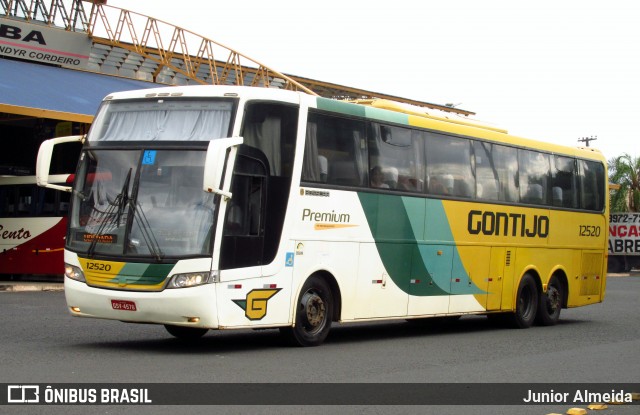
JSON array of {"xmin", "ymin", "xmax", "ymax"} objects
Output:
[
  {"xmin": 87, "ymin": 169, "xmax": 133, "ymax": 257},
  {"xmin": 129, "ymin": 201, "xmax": 164, "ymax": 262},
  {"xmin": 86, "ymin": 168, "xmax": 165, "ymax": 261}
]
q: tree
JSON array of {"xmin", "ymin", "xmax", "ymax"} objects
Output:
[{"xmin": 608, "ymin": 153, "xmax": 640, "ymax": 212}]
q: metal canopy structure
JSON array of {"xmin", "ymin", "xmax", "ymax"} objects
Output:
[{"xmin": 1, "ymin": 0, "xmax": 474, "ymax": 116}]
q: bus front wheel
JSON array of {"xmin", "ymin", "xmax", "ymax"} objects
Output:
[
  {"xmin": 509, "ymin": 273, "xmax": 538, "ymax": 329},
  {"xmin": 164, "ymin": 324, "xmax": 208, "ymax": 339},
  {"xmin": 535, "ymin": 275, "xmax": 563, "ymax": 326},
  {"xmin": 281, "ymin": 276, "xmax": 333, "ymax": 347}
]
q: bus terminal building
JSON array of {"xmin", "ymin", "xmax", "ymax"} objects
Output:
[
  {"xmin": 1, "ymin": 0, "xmax": 467, "ymax": 279},
  {"xmin": 1, "ymin": 0, "xmax": 465, "ymax": 178}
]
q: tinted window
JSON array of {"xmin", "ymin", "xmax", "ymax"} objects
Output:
[
  {"xmin": 368, "ymin": 124, "xmax": 424, "ymax": 192},
  {"xmin": 519, "ymin": 149, "xmax": 550, "ymax": 205},
  {"xmin": 474, "ymin": 141, "xmax": 518, "ymax": 202},
  {"xmin": 579, "ymin": 159, "xmax": 605, "ymax": 211},
  {"xmin": 426, "ymin": 134, "xmax": 473, "ymax": 198},
  {"xmin": 552, "ymin": 156, "xmax": 578, "ymax": 208},
  {"xmin": 302, "ymin": 112, "xmax": 367, "ymax": 187}
]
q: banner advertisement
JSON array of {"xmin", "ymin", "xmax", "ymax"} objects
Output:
[
  {"xmin": 609, "ymin": 213, "xmax": 640, "ymax": 255},
  {"xmin": 0, "ymin": 18, "xmax": 91, "ymax": 68}
]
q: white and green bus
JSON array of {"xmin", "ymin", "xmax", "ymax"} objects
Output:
[{"xmin": 36, "ymin": 86, "xmax": 608, "ymax": 346}]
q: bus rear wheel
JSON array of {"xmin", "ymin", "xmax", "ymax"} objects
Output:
[
  {"xmin": 536, "ymin": 276, "xmax": 563, "ymax": 326},
  {"xmin": 164, "ymin": 324, "xmax": 208, "ymax": 339},
  {"xmin": 281, "ymin": 276, "xmax": 333, "ymax": 347},
  {"xmin": 508, "ymin": 273, "xmax": 538, "ymax": 328}
]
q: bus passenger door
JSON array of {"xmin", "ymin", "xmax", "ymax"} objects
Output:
[{"xmin": 219, "ymin": 146, "xmax": 268, "ymax": 270}]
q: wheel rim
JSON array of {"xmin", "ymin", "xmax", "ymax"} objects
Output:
[{"xmin": 301, "ymin": 290, "xmax": 326, "ymax": 334}]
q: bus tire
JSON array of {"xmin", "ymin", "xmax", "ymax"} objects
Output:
[
  {"xmin": 508, "ymin": 273, "xmax": 538, "ymax": 329},
  {"xmin": 535, "ymin": 275, "xmax": 563, "ymax": 326},
  {"xmin": 164, "ymin": 324, "xmax": 208, "ymax": 339},
  {"xmin": 281, "ymin": 275, "xmax": 333, "ymax": 347}
]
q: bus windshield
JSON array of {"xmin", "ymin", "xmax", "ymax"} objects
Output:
[
  {"xmin": 65, "ymin": 97, "xmax": 235, "ymax": 260},
  {"xmin": 67, "ymin": 148, "xmax": 216, "ymax": 259}
]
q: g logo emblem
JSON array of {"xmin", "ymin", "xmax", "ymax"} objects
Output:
[{"xmin": 233, "ymin": 289, "xmax": 281, "ymax": 320}]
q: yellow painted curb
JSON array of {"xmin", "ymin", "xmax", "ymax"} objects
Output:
[{"xmin": 587, "ymin": 403, "xmax": 608, "ymax": 410}]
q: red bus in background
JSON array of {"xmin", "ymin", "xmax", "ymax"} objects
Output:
[{"xmin": 0, "ymin": 174, "xmax": 72, "ymax": 278}]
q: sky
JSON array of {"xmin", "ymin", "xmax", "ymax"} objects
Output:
[{"xmin": 105, "ymin": 0, "xmax": 639, "ymax": 162}]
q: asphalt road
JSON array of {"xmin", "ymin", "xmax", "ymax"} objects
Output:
[{"xmin": 1, "ymin": 276, "xmax": 638, "ymax": 415}]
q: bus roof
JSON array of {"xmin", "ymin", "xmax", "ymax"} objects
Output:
[
  {"xmin": 101, "ymin": 85, "xmax": 606, "ymax": 163},
  {"xmin": 347, "ymin": 99, "xmax": 508, "ymax": 134}
]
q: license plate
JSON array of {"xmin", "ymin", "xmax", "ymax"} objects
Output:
[{"xmin": 111, "ymin": 299, "xmax": 137, "ymax": 311}]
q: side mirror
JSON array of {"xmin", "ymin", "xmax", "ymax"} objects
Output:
[
  {"xmin": 203, "ymin": 136, "xmax": 243, "ymax": 198},
  {"xmin": 36, "ymin": 135, "xmax": 84, "ymax": 192}
]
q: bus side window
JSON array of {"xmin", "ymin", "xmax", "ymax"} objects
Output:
[
  {"xmin": 242, "ymin": 102, "xmax": 298, "ymax": 178},
  {"xmin": 0, "ymin": 186, "xmax": 14, "ymax": 215},
  {"xmin": 552, "ymin": 155, "xmax": 577, "ymax": 208},
  {"xmin": 18, "ymin": 185, "xmax": 37, "ymax": 216},
  {"xmin": 302, "ymin": 112, "xmax": 367, "ymax": 187},
  {"xmin": 518, "ymin": 149, "xmax": 550, "ymax": 205},
  {"xmin": 368, "ymin": 124, "xmax": 424, "ymax": 193},
  {"xmin": 426, "ymin": 133, "xmax": 472, "ymax": 198},
  {"xmin": 579, "ymin": 159, "xmax": 605, "ymax": 211},
  {"xmin": 474, "ymin": 141, "xmax": 500, "ymax": 201}
]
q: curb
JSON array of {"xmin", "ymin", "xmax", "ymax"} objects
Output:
[
  {"xmin": 608, "ymin": 272, "xmax": 640, "ymax": 277},
  {"xmin": 0, "ymin": 283, "xmax": 64, "ymax": 292}
]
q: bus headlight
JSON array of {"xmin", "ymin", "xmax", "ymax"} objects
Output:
[
  {"xmin": 64, "ymin": 263, "xmax": 86, "ymax": 282},
  {"xmin": 167, "ymin": 271, "xmax": 216, "ymax": 289}
]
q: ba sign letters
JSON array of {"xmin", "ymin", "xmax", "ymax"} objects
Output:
[{"xmin": 0, "ymin": 18, "xmax": 91, "ymax": 68}]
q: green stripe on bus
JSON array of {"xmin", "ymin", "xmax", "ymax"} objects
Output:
[
  {"xmin": 109, "ymin": 263, "xmax": 173, "ymax": 285},
  {"xmin": 315, "ymin": 97, "xmax": 409, "ymax": 125},
  {"xmin": 316, "ymin": 98, "xmax": 366, "ymax": 117},
  {"xmin": 358, "ymin": 192, "xmax": 484, "ymax": 296},
  {"xmin": 363, "ymin": 106, "xmax": 408, "ymax": 124}
]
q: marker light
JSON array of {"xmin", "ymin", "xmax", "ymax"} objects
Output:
[{"xmin": 64, "ymin": 263, "xmax": 86, "ymax": 282}]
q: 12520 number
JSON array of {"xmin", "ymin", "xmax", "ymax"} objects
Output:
[
  {"xmin": 86, "ymin": 262, "xmax": 112, "ymax": 272},
  {"xmin": 579, "ymin": 225, "xmax": 601, "ymax": 237}
]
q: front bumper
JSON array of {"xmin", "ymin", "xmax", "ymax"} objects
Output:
[{"xmin": 64, "ymin": 278, "xmax": 219, "ymax": 328}]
